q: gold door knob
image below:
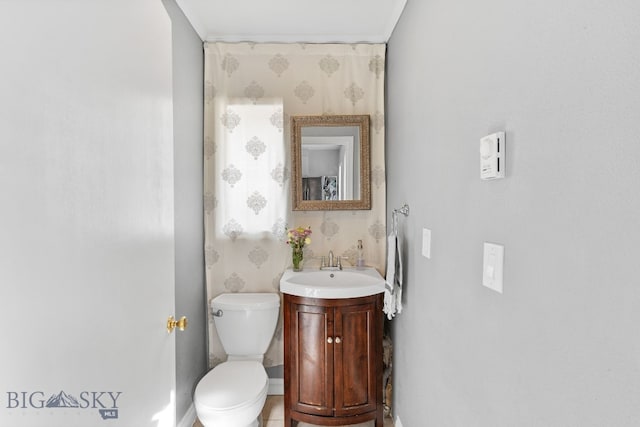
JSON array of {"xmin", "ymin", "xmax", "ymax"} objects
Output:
[
  {"xmin": 335, "ymin": 336, "xmax": 342, "ymax": 344},
  {"xmin": 167, "ymin": 316, "xmax": 188, "ymax": 333},
  {"xmin": 327, "ymin": 337, "xmax": 333, "ymax": 344}
]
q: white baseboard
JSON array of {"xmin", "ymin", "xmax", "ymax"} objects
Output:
[
  {"xmin": 177, "ymin": 403, "xmax": 197, "ymax": 427},
  {"xmin": 395, "ymin": 415, "xmax": 404, "ymax": 427},
  {"xmin": 268, "ymin": 378, "xmax": 284, "ymax": 395}
]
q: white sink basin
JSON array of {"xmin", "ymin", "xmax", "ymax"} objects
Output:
[{"xmin": 280, "ymin": 267, "xmax": 385, "ymax": 299}]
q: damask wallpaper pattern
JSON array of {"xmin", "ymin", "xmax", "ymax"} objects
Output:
[{"xmin": 204, "ymin": 42, "xmax": 386, "ymax": 368}]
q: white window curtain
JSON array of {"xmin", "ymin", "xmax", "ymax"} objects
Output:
[
  {"xmin": 204, "ymin": 42, "xmax": 386, "ymax": 369},
  {"xmin": 213, "ymin": 97, "xmax": 286, "ymax": 239}
]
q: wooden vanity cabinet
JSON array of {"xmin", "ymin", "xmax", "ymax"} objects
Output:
[{"xmin": 283, "ymin": 293, "xmax": 384, "ymax": 426}]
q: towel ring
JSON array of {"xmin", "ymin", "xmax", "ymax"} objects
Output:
[
  {"xmin": 391, "ymin": 203, "xmax": 409, "ymax": 235},
  {"xmin": 393, "ymin": 204, "xmax": 409, "ymax": 217}
]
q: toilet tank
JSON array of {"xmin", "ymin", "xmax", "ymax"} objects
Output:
[{"xmin": 211, "ymin": 293, "xmax": 280, "ymax": 360}]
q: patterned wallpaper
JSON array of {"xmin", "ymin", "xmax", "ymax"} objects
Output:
[{"xmin": 204, "ymin": 42, "xmax": 386, "ymax": 367}]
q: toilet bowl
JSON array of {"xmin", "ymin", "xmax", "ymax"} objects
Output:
[
  {"xmin": 194, "ymin": 361, "xmax": 268, "ymax": 427},
  {"xmin": 194, "ymin": 293, "xmax": 280, "ymax": 427}
]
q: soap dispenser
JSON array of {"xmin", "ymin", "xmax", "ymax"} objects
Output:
[{"xmin": 356, "ymin": 240, "xmax": 365, "ymax": 268}]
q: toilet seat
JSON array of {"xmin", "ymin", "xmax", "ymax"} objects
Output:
[{"xmin": 195, "ymin": 361, "xmax": 268, "ymax": 413}]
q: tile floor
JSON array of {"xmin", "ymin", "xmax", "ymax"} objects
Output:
[{"xmin": 194, "ymin": 395, "xmax": 394, "ymax": 427}]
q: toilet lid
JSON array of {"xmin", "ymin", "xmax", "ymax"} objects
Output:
[{"xmin": 195, "ymin": 361, "xmax": 268, "ymax": 412}]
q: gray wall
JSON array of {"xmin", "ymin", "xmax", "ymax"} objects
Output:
[
  {"xmin": 386, "ymin": 1, "xmax": 640, "ymax": 426},
  {"xmin": 162, "ymin": 0, "xmax": 207, "ymax": 422}
]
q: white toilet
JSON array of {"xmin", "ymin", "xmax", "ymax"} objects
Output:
[{"xmin": 194, "ymin": 293, "xmax": 280, "ymax": 427}]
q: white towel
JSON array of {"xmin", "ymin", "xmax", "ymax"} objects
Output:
[{"xmin": 383, "ymin": 231, "xmax": 403, "ymax": 320}]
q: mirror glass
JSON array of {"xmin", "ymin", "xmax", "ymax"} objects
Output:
[{"xmin": 291, "ymin": 115, "xmax": 370, "ymax": 210}]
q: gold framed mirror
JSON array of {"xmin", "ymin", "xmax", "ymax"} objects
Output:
[{"xmin": 291, "ymin": 115, "xmax": 371, "ymax": 211}]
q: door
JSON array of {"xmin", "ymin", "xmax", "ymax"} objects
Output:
[
  {"xmin": 287, "ymin": 301, "xmax": 334, "ymax": 417},
  {"xmin": 0, "ymin": 1, "xmax": 177, "ymax": 426},
  {"xmin": 333, "ymin": 301, "xmax": 378, "ymax": 417}
]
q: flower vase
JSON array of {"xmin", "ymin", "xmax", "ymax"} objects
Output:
[{"xmin": 292, "ymin": 247, "xmax": 303, "ymax": 271}]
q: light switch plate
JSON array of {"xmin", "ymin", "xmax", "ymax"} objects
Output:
[
  {"xmin": 482, "ymin": 242, "xmax": 504, "ymax": 293},
  {"xmin": 422, "ymin": 228, "xmax": 431, "ymax": 259}
]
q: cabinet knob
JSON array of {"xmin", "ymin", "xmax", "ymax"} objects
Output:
[
  {"xmin": 327, "ymin": 337, "xmax": 333, "ymax": 344},
  {"xmin": 335, "ymin": 336, "xmax": 342, "ymax": 344}
]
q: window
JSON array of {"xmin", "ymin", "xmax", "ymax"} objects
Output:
[{"xmin": 214, "ymin": 98, "xmax": 286, "ymax": 240}]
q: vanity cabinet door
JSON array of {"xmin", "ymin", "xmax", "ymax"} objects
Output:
[
  {"xmin": 287, "ymin": 301, "xmax": 334, "ymax": 417},
  {"xmin": 333, "ymin": 300, "xmax": 378, "ymax": 417}
]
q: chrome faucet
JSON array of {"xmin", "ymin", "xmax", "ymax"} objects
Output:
[{"xmin": 320, "ymin": 250, "xmax": 342, "ymax": 270}]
